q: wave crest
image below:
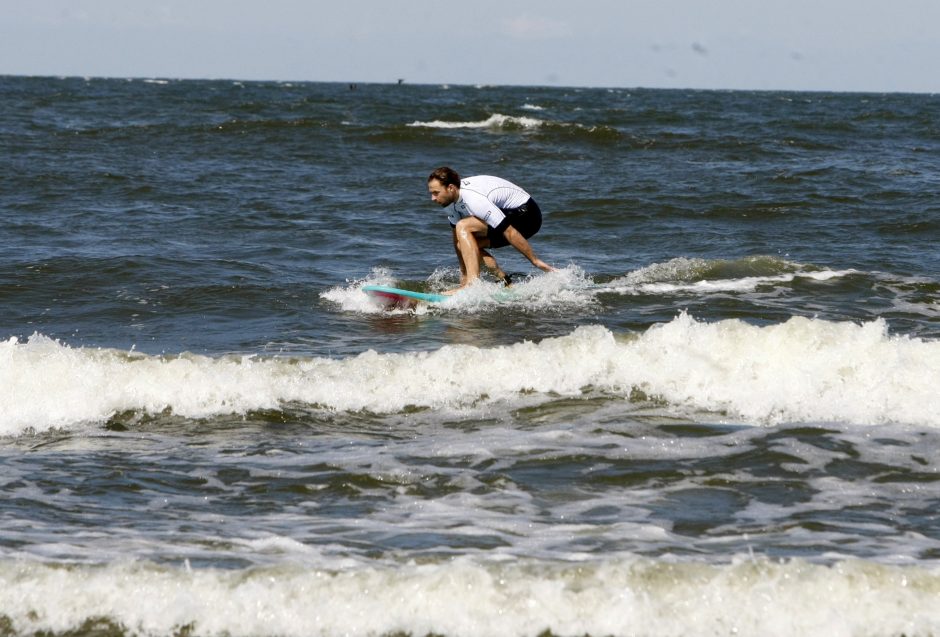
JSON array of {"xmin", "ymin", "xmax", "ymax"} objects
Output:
[
  {"xmin": 408, "ymin": 113, "xmax": 544, "ymax": 130},
  {"xmin": 3, "ymin": 313, "xmax": 939, "ymax": 435}
]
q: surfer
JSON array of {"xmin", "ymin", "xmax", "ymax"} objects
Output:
[{"xmin": 427, "ymin": 167, "xmax": 554, "ymax": 293}]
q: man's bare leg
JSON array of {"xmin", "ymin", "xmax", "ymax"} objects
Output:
[
  {"xmin": 481, "ymin": 250, "xmax": 511, "ymax": 285},
  {"xmin": 447, "ymin": 218, "xmax": 485, "ymax": 293},
  {"xmin": 448, "ymin": 217, "xmax": 515, "ymax": 292}
]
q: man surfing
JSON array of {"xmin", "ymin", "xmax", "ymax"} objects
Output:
[{"xmin": 427, "ymin": 166, "xmax": 554, "ymax": 294}]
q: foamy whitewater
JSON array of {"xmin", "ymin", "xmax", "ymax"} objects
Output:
[
  {"xmin": 3, "ymin": 559, "xmax": 940, "ymax": 637},
  {"xmin": 3, "ymin": 76, "xmax": 940, "ymax": 636},
  {"xmin": 5, "ymin": 310, "xmax": 940, "ymax": 435}
]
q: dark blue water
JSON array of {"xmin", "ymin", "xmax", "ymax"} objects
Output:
[{"xmin": 1, "ymin": 75, "xmax": 939, "ymax": 636}]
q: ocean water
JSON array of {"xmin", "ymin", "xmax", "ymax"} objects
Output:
[{"xmin": 1, "ymin": 75, "xmax": 940, "ymax": 636}]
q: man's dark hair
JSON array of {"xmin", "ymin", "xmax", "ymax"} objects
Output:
[{"xmin": 428, "ymin": 166, "xmax": 460, "ymax": 187}]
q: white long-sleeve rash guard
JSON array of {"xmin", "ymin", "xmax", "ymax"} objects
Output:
[{"xmin": 444, "ymin": 175, "xmax": 531, "ymax": 229}]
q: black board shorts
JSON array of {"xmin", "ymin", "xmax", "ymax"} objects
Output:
[{"xmin": 486, "ymin": 198, "xmax": 543, "ymax": 248}]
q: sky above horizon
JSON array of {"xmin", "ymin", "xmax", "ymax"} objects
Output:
[{"xmin": 2, "ymin": 0, "xmax": 939, "ymax": 93}]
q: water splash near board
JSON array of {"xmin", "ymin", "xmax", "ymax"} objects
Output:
[{"xmin": 362, "ymin": 285, "xmax": 449, "ymax": 310}]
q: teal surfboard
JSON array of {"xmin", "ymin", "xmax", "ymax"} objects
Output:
[{"xmin": 362, "ymin": 285, "xmax": 448, "ymax": 309}]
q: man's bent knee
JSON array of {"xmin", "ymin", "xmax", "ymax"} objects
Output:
[{"xmin": 455, "ymin": 217, "xmax": 488, "ymax": 236}]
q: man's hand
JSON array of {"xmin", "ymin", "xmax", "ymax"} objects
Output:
[{"xmin": 531, "ymin": 258, "xmax": 555, "ymax": 273}]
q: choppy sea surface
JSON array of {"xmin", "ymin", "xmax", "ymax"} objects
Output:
[{"xmin": 2, "ymin": 75, "xmax": 940, "ymax": 636}]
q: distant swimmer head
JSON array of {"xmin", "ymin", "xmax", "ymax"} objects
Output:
[{"xmin": 428, "ymin": 166, "xmax": 461, "ymax": 207}]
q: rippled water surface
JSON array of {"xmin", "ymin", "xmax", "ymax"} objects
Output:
[{"xmin": 2, "ymin": 76, "xmax": 940, "ymax": 637}]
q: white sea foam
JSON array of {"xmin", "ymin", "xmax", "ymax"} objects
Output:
[
  {"xmin": 322, "ymin": 266, "xmax": 599, "ymax": 315},
  {"xmin": 319, "ymin": 268, "xmax": 408, "ymax": 314},
  {"xmin": 1, "ymin": 557, "xmax": 938, "ymax": 637},
  {"xmin": 408, "ymin": 113, "xmax": 544, "ymax": 129},
  {"xmin": 2, "ymin": 311, "xmax": 940, "ymax": 435}
]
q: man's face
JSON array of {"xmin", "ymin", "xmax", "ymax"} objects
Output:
[{"xmin": 428, "ymin": 179, "xmax": 457, "ymax": 207}]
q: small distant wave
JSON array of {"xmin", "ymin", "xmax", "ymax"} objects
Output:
[
  {"xmin": 875, "ymin": 216, "xmax": 940, "ymax": 236},
  {"xmin": 209, "ymin": 117, "xmax": 333, "ymax": 133},
  {"xmin": 63, "ymin": 115, "xmax": 338, "ymax": 139},
  {"xmin": 408, "ymin": 113, "xmax": 544, "ymax": 130},
  {"xmin": 604, "ymin": 256, "xmax": 857, "ymax": 295},
  {"xmin": 405, "ymin": 113, "xmax": 627, "ymax": 145}
]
